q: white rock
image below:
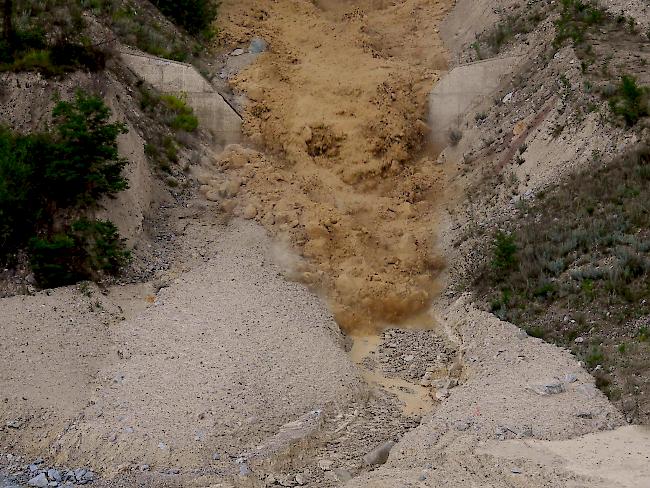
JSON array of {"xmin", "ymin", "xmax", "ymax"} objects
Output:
[
  {"xmin": 318, "ymin": 459, "xmax": 333, "ymax": 471},
  {"xmin": 28, "ymin": 473, "xmax": 48, "ymax": 488},
  {"xmin": 435, "ymin": 389, "xmax": 450, "ymax": 400}
]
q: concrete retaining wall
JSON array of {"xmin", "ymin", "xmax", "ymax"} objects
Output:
[
  {"xmin": 429, "ymin": 56, "xmax": 522, "ymax": 148},
  {"xmin": 119, "ymin": 50, "xmax": 242, "ymax": 146}
]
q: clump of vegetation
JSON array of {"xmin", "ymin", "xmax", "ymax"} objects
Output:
[
  {"xmin": 139, "ymin": 88, "xmax": 199, "ymax": 134},
  {"xmin": 3, "ymin": 0, "xmax": 206, "ymax": 64},
  {"xmin": 607, "ymin": 75, "xmax": 649, "ymax": 126},
  {"xmin": 474, "ymin": 145, "xmax": 650, "ymax": 422},
  {"xmin": 491, "ymin": 231, "xmax": 517, "ymax": 278},
  {"xmin": 137, "ymin": 86, "xmax": 199, "ymax": 174},
  {"xmin": 47, "ymin": 93, "xmax": 129, "ymax": 204},
  {"xmin": 99, "ymin": 2, "xmax": 197, "ymax": 61},
  {"xmin": 30, "ymin": 218, "xmax": 130, "ymax": 288},
  {"xmin": 151, "ymin": 0, "xmax": 218, "ymax": 38},
  {"xmin": 0, "ymin": 91, "xmax": 130, "ymax": 287},
  {"xmin": 471, "ymin": 7, "xmax": 546, "ymax": 59},
  {"xmin": 160, "ymin": 94, "xmax": 199, "ymax": 132},
  {"xmin": 554, "ymin": 0, "xmax": 605, "ymax": 47},
  {"xmin": 0, "ymin": 1, "xmax": 107, "ymax": 75}
]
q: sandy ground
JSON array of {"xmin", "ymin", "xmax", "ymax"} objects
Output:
[
  {"xmin": 343, "ymin": 298, "xmax": 644, "ymax": 487},
  {"xmin": 0, "ymin": 209, "xmax": 364, "ymax": 483},
  {"xmin": 2, "ymin": 0, "xmax": 650, "ymax": 487},
  {"xmin": 213, "ymin": 0, "xmax": 452, "ymax": 332}
]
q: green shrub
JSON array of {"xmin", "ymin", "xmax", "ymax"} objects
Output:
[
  {"xmin": 0, "ymin": 128, "xmax": 52, "ymax": 252},
  {"xmin": 475, "ymin": 9, "xmax": 546, "ymax": 56},
  {"xmin": 160, "ymin": 94, "xmax": 199, "ymax": 132},
  {"xmin": 29, "ymin": 233, "xmax": 80, "ymax": 288},
  {"xmin": 491, "ymin": 231, "xmax": 518, "ymax": 276},
  {"xmin": 29, "ymin": 218, "xmax": 130, "ymax": 288},
  {"xmin": 163, "ymin": 135, "xmax": 178, "ymax": 163},
  {"xmin": 639, "ymin": 326, "xmax": 649, "ymax": 342},
  {"xmin": 169, "ymin": 112, "xmax": 199, "ymax": 132},
  {"xmin": 585, "ymin": 345, "xmax": 605, "ymax": 367},
  {"xmin": 151, "ymin": 0, "xmax": 218, "ymax": 37},
  {"xmin": 49, "ymin": 42, "xmax": 106, "ymax": 72},
  {"xmin": 71, "ymin": 218, "xmax": 131, "ymax": 274},
  {"xmin": 608, "ymin": 75, "xmax": 649, "ymax": 126},
  {"xmin": 107, "ymin": 4, "xmax": 193, "ymax": 61},
  {"xmin": 0, "ymin": 11, "xmax": 105, "ymax": 75},
  {"xmin": 554, "ymin": 0, "xmax": 605, "ymax": 47}
]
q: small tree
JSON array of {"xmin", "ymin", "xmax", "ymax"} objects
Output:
[
  {"xmin": 492, "ymin": 231, "xmax": 518, "ymax": 278},
  {"xmin": 1, "ymin": 91, "xmax": 131, "ymax": 287},
  {"xmin": 46, "ymin": 92, "xmax": 129, "ymax": 206},
  {"xmin": 609, "ymin": 75, "xmax": 649, "ymax": 127}
]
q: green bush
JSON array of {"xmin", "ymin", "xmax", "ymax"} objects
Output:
[
  {"xmin": 47, "ymin": 92, "xmax": 129, "ymax": 205},
  {"xmin": 106, "ymin": 4, "xmax": 194, "ymax": 61},
  {"xmin": 29, "ymin": 233, "xmax": 80, "ymax": 288},
  {"xmin": 160, "ymin": 94, "xmax": 199, "ymax": 132},
  {"xmin": 71, "ymin": 218, "xmax": 130, "ymax": 273},
  {"xmin": 30, "ymin": 218, "xmax": 130, "ymax": 288},
  {"xmin": 491, "ymin": 231, "xmax": 518, "ymax": 277},
  {"xmin": 554, "ymin": 0, "xmax": 605, "ymax": 47},
  {"xmin": 0, "ymin": 19, "xmax": 105, "ymax": 75},
  {"xmin": 151, "ymin": 0, "xmax": 218, "ymax": 37},
  {"xmin": 0, "ymin": 128, "xmax": 51, "ymax": 252},
  {"xmin": 608, "ymin": 75, "xmax": 649, "ymax": 126}
]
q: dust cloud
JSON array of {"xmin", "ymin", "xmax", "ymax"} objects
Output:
[{"xmin": 212, "ymin": 0, "xmax": 453, "ymax": 331}]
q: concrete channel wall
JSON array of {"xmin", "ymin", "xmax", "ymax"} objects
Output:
[
  {"xmin": 120, "ymin": 50, "xmax": 242, "ymax": 146},
  {"xmin": 429, "ymin": 56, "xmax": 523, "ymax": 148}
]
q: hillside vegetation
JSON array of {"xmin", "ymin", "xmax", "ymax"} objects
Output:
[
  {"xmin": 467, "ymin": 0, "xmax": 650, "ymax": 424},
  {"xmin": 0, "ymin": 92, "xmax": 131, "ymax": 287}
]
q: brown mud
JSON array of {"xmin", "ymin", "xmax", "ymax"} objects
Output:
[{"xmin": 212, "ymin": 0, "xmax": 454, "ymax": 332}]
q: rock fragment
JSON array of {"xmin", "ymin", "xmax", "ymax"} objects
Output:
[
  {"xmin": 363, "ymin": 440, "xmax": 395, "ymax": 466},
  {"xmin": 27, "ymin": 474, "xmax": 48, "ymax": 488}
]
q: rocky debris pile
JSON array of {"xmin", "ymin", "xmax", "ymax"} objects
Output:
[
  {"xmin": 377, "ymin": 328, "xmax": 458, "ymax": 382},
  {"xmin": 220, "ymin": 37, "xmax": 268, "ymax": 80},
  {"xmin": 243, "ymin": 409, "xmax": 323, "ymax": 462},
  {"xmin": 0, "ymin": 454, "xmax": 95, "ymax": 487}
]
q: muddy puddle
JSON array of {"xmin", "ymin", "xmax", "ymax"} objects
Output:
[{"xmin": 349, "ymin": 313, "xmax": 447, "ymax": 417}]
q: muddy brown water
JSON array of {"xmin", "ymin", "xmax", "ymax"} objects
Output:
[{"xmin": 349, "ymin": 313, "xmax": 442, "ymax": 416}]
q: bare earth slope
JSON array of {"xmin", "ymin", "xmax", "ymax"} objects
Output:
[{"xmin": 1, "ymin": 216, "xmax": 362, "ymax": 481}]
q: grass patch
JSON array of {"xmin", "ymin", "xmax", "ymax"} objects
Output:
[
  {"xmin": 554, "ymin": 0, "xmax": 605, "ymax": 47},
  {"xmin": 474, "ymin": 145, "xmax": 650, "ymax": 422},
  {"xmin": 0, "ymin": 1, "xmax": 107, "ymax": 75},
  {"xmin": 472, "ymin": 9, "xmax": 546, "ymax": 58},
  {"xmin": 103, "ymin": 3, "xmax": 195, "ymax": 61},
  {"xmin": 160, "ymin": 94, "xmax": 199, "ymax": 132},
  {"xmin": 137, "ymin": 87, "xmax": 198, "ymax": 174}
]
